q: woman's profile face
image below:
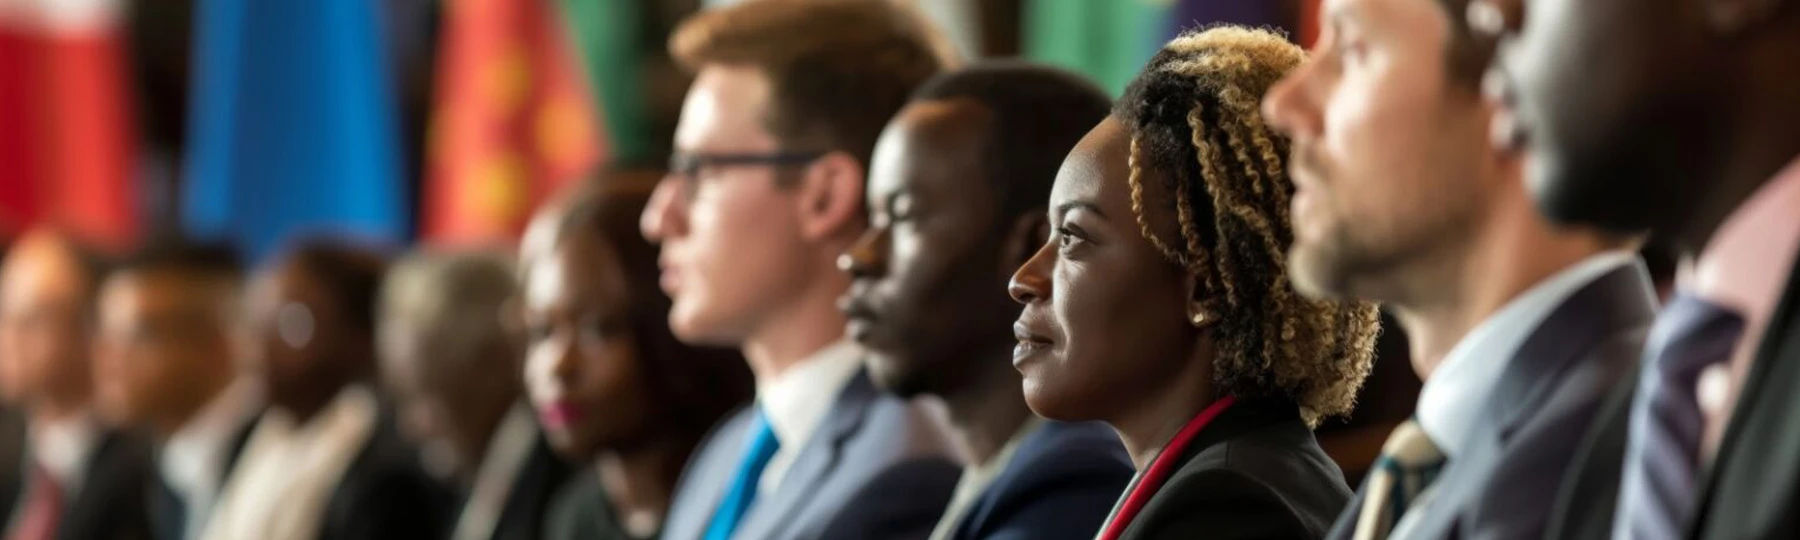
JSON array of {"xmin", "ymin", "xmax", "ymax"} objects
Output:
[
  {"xmin": 1008, "ymin": 117, "xmax": 1202, "ymax": 422},
  {"xmin": 522, "ymin": 233, "xmax": 657, "ymax": 460}
]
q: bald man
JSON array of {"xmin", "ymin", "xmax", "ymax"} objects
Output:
[{"xmin": 0, "ymin": 228, "xmax": 154, "ymax": 540}]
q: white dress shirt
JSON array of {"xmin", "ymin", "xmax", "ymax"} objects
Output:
[
  {"xmin": 1391, "ymin": 251, "xmax": 1636, "ymax": 540},
  {"xmin": 200, "ymin": 385, "xmax": 378, "ymax": 540},
  {"xmin": 451, "ymin": 404, "xmax": 538, "ymax": 540},
  {"xmin": 160, "ymin": 380, "xmax": 263, "ymax": 540},
  {"xmin": 29, "ymin": 414, "xmax": 101, "ymax": 497},
  {"xmin": 755, "ymin": 340, "xmax": 865, "ymax": 496}
]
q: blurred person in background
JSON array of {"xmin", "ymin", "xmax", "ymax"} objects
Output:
[
  {"xmin": 1262, "ymin": 0, "xmax": 1653, "ymax": 535},
  {"xmin": 91, "ymin": 238, "xmax": 264, "ymax": 540},
  {"xmin": 202, "ymin": 241, "xmax": 451, "ymax": 540},
  {"xmin": 836, "ymin": 61, "xmax": 1130, "ymax": 540},
  {"xmin": 1007, "ymin": 27, "xmax": 1380, "ymax": 540},
  {"xmin": 0, "ymin": 227, "xmax": 154, "ymax": 540},
  {"xmin": 639, "ymin": 1, "xmax": 965, "ymax": 538},
  {"xmin": 1481, "ymin": 0, "xmax": 1800, "ymax": 536},
  {"xmin": 523, "ymin": 181, "xmax": 752, "ymax": 540},
  {"xmin": 379, "ymin": 249, "xmax": 572, "ymax": 540}
]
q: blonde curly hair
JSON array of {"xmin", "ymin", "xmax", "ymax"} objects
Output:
[{"xmin": 1118, "ymin": 26, "xmax": 1381, "ymax": 426}]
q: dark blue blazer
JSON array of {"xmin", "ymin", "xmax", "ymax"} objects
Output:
[{"xmin": 947, "ymin": 421, "xmax": 1132, "ymax": 540}]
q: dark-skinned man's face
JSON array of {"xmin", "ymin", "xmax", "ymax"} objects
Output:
[
  {"xmin": 840, "ymin": 98, "xmax": 1019, "ymax": 398},
  {"xmin": 1485, "ymin": 0, "xmax": 1729, "ymax": 237}
]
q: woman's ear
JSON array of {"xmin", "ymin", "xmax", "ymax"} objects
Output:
[
  {"xmin": 1182, "ymin": 271, "xmax": 1218, "ymax": 329},
  {"xmin": 1000, "ymin": 210, "xmax": 1049, "ymax": 280},
  {"xmin": 796, "ymin": 150, "xmax": 867, "ymax": 242}
]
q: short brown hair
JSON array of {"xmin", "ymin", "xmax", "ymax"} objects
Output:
[{"xmin": 670, "ymin": 0, "xmax": 959, "ymax": 167}]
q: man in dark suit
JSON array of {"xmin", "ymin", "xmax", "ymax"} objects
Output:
[
  {"xmin": 1481, "ymin": 0, "xmax": 1800, "ymax": 537},
  {"xmin": 378, "ymin": 249, "xmax": 572, "ymax": 540},
  {"xmin": 641, "ymin": 1, "xmax": 965, "ymax": 538},
  {"xmin": 836, "ymin": 61, "xmax": 1131, "ymax": 540},
  {"xmin": 0, "ymin": 228, "xmax": 155, "ymax": 540},
  {"xmin": 1262, "ymin": 0, "xmax": 1656, "ymax": 537},
  {"xmin": 91, "ymin": 239, "xmax": 263, "ymax": 540},
  {"xmin": 202, "ymin": 240, "xmax": 452, "ymax": 540}
]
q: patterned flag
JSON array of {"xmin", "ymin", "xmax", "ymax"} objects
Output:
[
  {"xmin": 422, "ymin": 0, "xmax": 605, "ymax": 245},
  {"xmin": 0, "ymin": 0, "xmax": 139, "ymax": 249}
]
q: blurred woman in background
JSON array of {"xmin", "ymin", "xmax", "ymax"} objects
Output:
[
  {"xmin": 521, "ymin": 179, "xmax": 753, "ymax": 540},
  {"xmin": 1007, "ymin": 26, "xmax": 1381, "ymax": 540}
]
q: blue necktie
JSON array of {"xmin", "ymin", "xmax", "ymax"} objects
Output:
[
  {"xmin": 704, "ymin": 408, "xmax": 781, "ymax": 540},
  {"xmin": 1614, "ymin": 294, "xmax": 1745, "ymax": 540}
]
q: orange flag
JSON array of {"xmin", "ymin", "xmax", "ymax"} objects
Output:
[
  {"xmin": 423, "ymin": 0, "xmax": 605, "ymax": 245},
  {"xmin": 0, "ymin": 0, "xmax": 139, "ymax": 249}
]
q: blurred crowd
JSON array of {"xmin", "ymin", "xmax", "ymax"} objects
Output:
[{"xmin": 2, "ymin": 0, "xmax": 1798, "ymax": 539}]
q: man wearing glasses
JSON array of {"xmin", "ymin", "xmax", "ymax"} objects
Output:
[{"xmin": 641, "ymin": 1, "xmax": 963, "ymax": 539}]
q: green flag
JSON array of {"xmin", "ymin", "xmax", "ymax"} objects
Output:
[
  {"xmin": 558, "ymin": 0, "xmax": 654, "ymax": 167},
  {"xmin": 1023, "ymin": 0, "xmax": 1172, "ymax": 97}
]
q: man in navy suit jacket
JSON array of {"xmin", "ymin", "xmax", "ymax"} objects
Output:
[{"xmin": 837, "ymin": 61, "xmax": 1132, "ymax": 540}]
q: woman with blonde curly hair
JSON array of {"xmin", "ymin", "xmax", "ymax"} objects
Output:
[{"xmin": 1008, "ymin": 26, "xmax": 1380, "ymax": 540}]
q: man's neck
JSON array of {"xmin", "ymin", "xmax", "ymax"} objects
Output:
[
  {"xmin": 741, "ymin": 278, "xmax": 850, "ymax": 381},
  {"xmin": 1673, "ymin": 62, "xmax": 1800, "ymax": 254},
  {"xmin": 31, "ymin": 392, "xmax": 93, "ymax": 428},
  {"xmin": 1393, "ymin": 200, "xmax": 1608, "ymax": 379},
  {"xmin": 936, "ymin": 346, "xmax": 1036, "ymax": 467}
]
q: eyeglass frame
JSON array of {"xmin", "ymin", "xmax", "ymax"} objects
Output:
[{"xmin": 665, "ymin": 151, "xmax": 827, "ymax": 201}]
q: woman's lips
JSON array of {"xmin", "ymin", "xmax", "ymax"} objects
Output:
[{"xmin": 537, "ymin": 401, "xmax": 584, "ymax": 429}]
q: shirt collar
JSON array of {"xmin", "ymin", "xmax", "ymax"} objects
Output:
[
  {"xmin": 1417, "ymin": 251, "xmax": 1636, "ymax": 456},
  {"xmin": 756, "ymin": 340, "xmax": 863, "ymax": 450},
  {"xmin": 1688, "ymin": 156, "xmax": 1800, "ymax": 334},
  {"xmin": 160, "ymin": 379, "xmax": 263, "ymax": 498},
  {"xmin": 31, "ymin": 413, "xmax": 102, "ymax": 491}
]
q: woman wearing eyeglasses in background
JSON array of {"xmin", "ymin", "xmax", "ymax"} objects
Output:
[
  {"xmin": 1008, "ymin": 26, "xmax": 1382, "ymax": 540},
  {"xmin": 204, "ymin": 240, "xmax": 454, "ymax": 540},
  {"xmin": 522, "ymin": 179, "xmax": 754, "ymax": 540}
]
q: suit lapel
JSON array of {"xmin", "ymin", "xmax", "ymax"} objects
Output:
[
  {"xmin": 1486, "ymin": 263, "xmax": 1655, "ymax": 440},
  {"xmin": 662, "ymin": 408, "xmax": 753, "ymax": 540},
  {"xmin": 731, "ymin": 371, "xmax": 877, "ymax": 540},
  {"xmin": 1691, "ymin": 246, "xmax": 1800, "ymax": 538}
]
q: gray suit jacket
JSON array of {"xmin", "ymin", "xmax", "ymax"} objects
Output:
[
  {"xmin": 662, "ymin": 369, "xmax": 959, "ymax": 540},
  {"xmin": 1329, "ymin": 262, "xmax": 1657, "ymax": 540}
]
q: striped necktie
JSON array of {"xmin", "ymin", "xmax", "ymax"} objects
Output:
[
  {"xmin": 1614, "ymin": 294, "xmax": 1744, "ymax": 540},
  {"xmin": 1354, "ymin": 419, "xmax": 1445, "ymax": 540}
]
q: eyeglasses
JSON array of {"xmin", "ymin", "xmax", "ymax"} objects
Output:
[{"xmin": 666, "ymin": 151, "xmax": 825, "ymax": 200}]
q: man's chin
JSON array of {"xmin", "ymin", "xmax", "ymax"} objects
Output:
[
  {"xmin": 1288, "ymin": 242, "xmax": 1357, "ymax": 301},
  {"xmin": 866, "ymin": 355, "xmax": 929, "ymax": 398}
]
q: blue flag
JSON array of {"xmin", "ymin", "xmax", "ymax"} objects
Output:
[{"xmin": 184, "ymin": 0, "xmax": 408, "ymax": 260}]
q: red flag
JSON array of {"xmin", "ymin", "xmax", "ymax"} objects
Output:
[
  {"xmin": 422, "ymin": 0, "xmax": 605, "ymax": 245},
  {"xmin": 0, "ymin": 0, "xmax": 139, "ymax": 250}
]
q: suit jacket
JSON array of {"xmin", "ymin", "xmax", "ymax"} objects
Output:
[
  {"xmin": 479, "ymin": 433, "xmax": 572, "ymax": 540},
  {"xmin": 314, "ymin": 411, "xmax": 457, "ymax": 540},
  {"xmin": 1328, "ymin": 262, "xmax": 1657, "ymax": 540},
  {"xmin": 1543, "ymin": 364, "xmax": 1638, "ymax": 540},
  {"xmin": 1689, "ymin": 252, "xmax": 1800, "ymax": 539},
  {"xmin": 1115, "ymin": 399, "xmax": 1351, "ymax": 540},
  {"xmin": 5, "ymin": 429, "xmax": 157, "ymax": 540},
  {"xmin": 542, "ymin": 467, "xmax": 644, "ymax": 540},
  {"xmin": 662, "ymin": 370, "xmax": 959, "ymax": 540},
  {"xmin": 945, "ymin": 421, "xmax": 1131, "ymax": 540},
  {"xmin": 148, "ymin": 415, "xmax": 260, "ymax": 540}
]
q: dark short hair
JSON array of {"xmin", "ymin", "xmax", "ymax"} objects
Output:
[
  {"xmin": 670, "ymin": 0, "xmax": 958, "ymax": 168},
  {"xmin": 111, "ymin": 235, "xmax": 243, "ymax": 282},
  {"xmin": 281, "ymin": 240, "xmax": 389, "ymax": 340},
  {"xmin": 909, "ymin": 61, "xmax": 1112, "ymax": 219}
]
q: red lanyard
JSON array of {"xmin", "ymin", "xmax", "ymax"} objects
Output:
[{"xmin": 1097, "ymin": 396, "xmax": 1239, "ymax": 540}]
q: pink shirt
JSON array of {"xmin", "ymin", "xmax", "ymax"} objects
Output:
[{"xmin": 1691, "ymin": 156, "xmax": 1800, "ymax": 460}]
